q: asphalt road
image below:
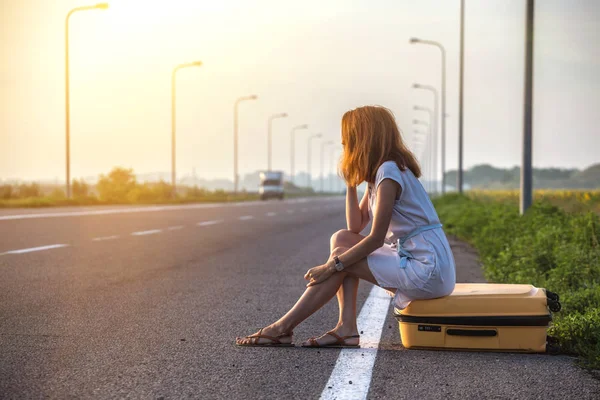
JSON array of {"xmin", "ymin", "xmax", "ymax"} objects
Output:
[{"xmin": 1, "ymin": 197, "xmax": 598, "ymax": 399}]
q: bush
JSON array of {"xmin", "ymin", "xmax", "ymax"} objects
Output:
[
  {"xmin": 17, "ymin": 182, "xmax": 41, "ymax": 198},
  {"xmin": 50, "ymin": 188, "xmax": 66, "ymax": 199},
  {"xmin": 433, "ymin": 194, "xmax": 600, "ymax": 368},
  {"xmin": 96, "ymin": 167, "xmax": 137, "ymax": 203},
  {"xmin": 72, "ymin": 179, "xmax": 89, "ymax": 198},
  {"xmin": 0, "ymin": 184, "xmax": 12, "ymax": 199}
]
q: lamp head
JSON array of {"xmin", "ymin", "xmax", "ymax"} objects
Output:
[
  {"xmin": 297, "ymin": 124, "xmax": 308, "ymax": 129},
  {"xmin": 249, "ymin": 95, "xmax": 258, "ymax": 100},
  {"xmin": 409, "ymin": 37, "xmax": 420, "ymax": 44},
  {"xmin": 192, "ymin": 61, "xmax": 203, "ymax": 67},
  {"xmin": 316, "ymin": 134, "xmax": 322, "ymax": 138},
  {"xmin": 281, "ymin": 113, "xmax": 288, "ymax": 118},
  {"xmin": 95, "ymin": 3, "xmax": 109, "ymax": 9},
  {"xmin": 412, "ymin": 83, "xmax": 421, "ymax": 89}
]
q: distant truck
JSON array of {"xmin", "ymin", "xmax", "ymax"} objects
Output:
[{"xmin": 259, "ymin": 171, "xmax": 284, "ymax": 200}]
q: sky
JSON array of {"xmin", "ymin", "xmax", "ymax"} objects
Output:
[{"xmin": 1, "ymin": 0, "xmax": 599, "ymax": 183}]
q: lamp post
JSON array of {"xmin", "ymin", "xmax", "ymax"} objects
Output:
[
  {"xmin": 233, "ymin": 95, "xmax": 258, "ymax": 194},
  {"xmin": 333, "ymin": 149, "xmax": 343, "ymax": 192},
  {"xmin": 307, "ymin": 134, "xmax": 322, "ymax": 189},
  {"xmin": 458, "ymin": 0, "xmax": 465, "ymax": 194},
  {"xmin": 171, "ymin": 61, "xmax": 203, "ymax": 196},
  {"xmin": 413, "ymin": 129, "xmax": 430, "ymax": 192},
  {"xmin": 320, "ymin": 140, "xmax": 334, "ymax": 193},
  {"xmin": 290, "ymin": 124, "xmax": 308, "ymax": 184},
  {"xmin": 328, "ymin": 147, "xmax": 338, "ymax": 192},
  {"xmin": 412, "ymin": 83, "xmax": 439, "ymax": 194},
  {"xmin": 410, "ymin": 38, "xmax": 447, "ymax": 193},
  {"xmin": 521, "ymin": 0, "xmax": 535, "ymax": 214},
  {"xmin": 65, "ymin": 2, "xmax": 109, "ymax": 198},
  {"xmin": 414, "ymin": 106, "xmax": 435, "ymax": 193},
  {"xmin": 267, "ymin": 113, "xmax": 288, "ymax": 171}
]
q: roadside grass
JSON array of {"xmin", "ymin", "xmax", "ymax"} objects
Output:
[
  {"xmin": 433, "ymin": 193, "xmax": 600, "ymax": 369},
  {"xmin": 467, "ymin": 189, "xmax": 600, "ymax": 214}
]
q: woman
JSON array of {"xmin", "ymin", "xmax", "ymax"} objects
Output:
[{"xmin": 236, "ymin": 106, "xmax": 456, "ymax": 348}]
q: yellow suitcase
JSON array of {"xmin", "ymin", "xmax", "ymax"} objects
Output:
[{"xmin": 394, "ymin": 283, "xmax": 561, "ymax": 353}]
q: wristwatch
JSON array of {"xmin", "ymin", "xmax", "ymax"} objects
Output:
[{"xmin": 333, "ymin": 256, "xmax": 345, "ymax": 272}]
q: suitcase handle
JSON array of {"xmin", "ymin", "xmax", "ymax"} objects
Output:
[{"xmin": 447, "ymin": 328, "xmax": 497, "ymax": 337}]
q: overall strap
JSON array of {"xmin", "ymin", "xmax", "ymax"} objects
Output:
[{"xmin": 397, "ymin": 223, "xmax": 443, "ymax": 269}]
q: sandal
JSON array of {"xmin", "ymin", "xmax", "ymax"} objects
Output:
[
  {"xmin": 301, "ymin": 330, "xmax": 360, "ymax": 348},
  {"xmin": 235, "ymin": 328, "xmax": 294, "ymax": 347}
]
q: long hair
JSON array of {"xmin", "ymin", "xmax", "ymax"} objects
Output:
[{"xmin": 339, "ymin": 106, "xmax": 421, "ymax": 187}]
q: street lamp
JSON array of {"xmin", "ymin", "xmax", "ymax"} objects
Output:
[
  {"xmin": 233, "ymin": 95, "xmax": 258, "ymax": 193},
  {"xmin": 333, "ymin": 149, "xmax": 343, "ymax": 192},
  {"xmin": 412, "ymin": 83, "xmax": 439, "ymax": 194},
  {"xmin": 410, "ymin": 37, "xmax": 447, "ymax": 193},
  {"xmin": 329, "ymin": 147, "xmax": 340, "ymax": 192},
  {"xmin": 171, "ymin": 61, "xmax": 202, "ymax": 196},
  {"xmin": 267, "ymin": 113, "xmax": 288, "ymax": 171},
  {"xmin": 320, "ymin": 140, "xmax": 334, "ymax": 193},
  {"xmin": 414, "ymin": 105, "xmax": 435, "ymax": 194},
  {"xmin": 290, "ymin": 124, "xmax": 308, "ymax": 185},
  {"xmin": 307, "ymin": 134, "xmax": 322, "ymax": 189},
  {"xmin": 65, "ymin": 2, "xmax": 109, "ymax": 198},
  {"xmin": 413, "ymin": 129, "xmax": 431, "ymax": 192}
]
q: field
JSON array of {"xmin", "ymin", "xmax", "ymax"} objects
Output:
[
  {"xmin": 467, "ymin": 189, "xmax": 600, "ymax": 214},
  {"xmin": 433, "ymin": 192, "xmax": 600, "ymax": 368}
]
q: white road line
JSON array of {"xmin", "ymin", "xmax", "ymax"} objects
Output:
[
  {"xmin": 167, "ymin": 225, "xmax": 184, "ymax": 231},
  {"xmin": 92, "ymin": 235, "xmax": 120, "ymax": 242},
  {"xmin": 131, "ymin": 229, "xmax": 162, "ymax": 236},
  {"xmin": 266, "ymin": 212, "xmax": 277, "ymax": 217},
  {"xmin": 239, "ymin": 215, "xmax": 254, "ymax": 221},
  {"xmin": 0, "ymin": 198, "xmax": 336, "ymax": 221},
  {"xmin": 197, "ymin": 220, "xmax": 223, "ymax": 227},
  {"xmin": 287, "ymin": 210, "xmax": 295, "ymax": 214},
  {"xmin": 0, "ymin": 204, "xmax": 221, "ymax": 221},
  {"xmin": 320, "ymin": 286, "xmax": 391, "ymax": 400},
  {"xmin": 0, "ymin": 244, "xmax": 69, "ymax": 255}
]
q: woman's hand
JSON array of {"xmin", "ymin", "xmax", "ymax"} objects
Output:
[{"xmin": 304, "ymin": 261, "xmax": 335, "ymax": 287}]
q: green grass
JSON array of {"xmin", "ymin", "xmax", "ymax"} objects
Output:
[{"xmin": 433, "ymin": 194, "xmax": 600, "ymax": 368}]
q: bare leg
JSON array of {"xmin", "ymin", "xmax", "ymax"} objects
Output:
[
  {"xmin": 329, "ymin": 230, "xmax": 365, "ymax": 336},
  {"xmin": 235, "ymin": 257, "xmax": 378, "ymax": 345}
]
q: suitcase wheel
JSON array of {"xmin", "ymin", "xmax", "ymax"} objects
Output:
[
  {"xmin": 548, "ymin": 300, "xmax": 562, "ymax": 313},
  {"xmin": 546, "ymin": 290, "xmax": 560, "ymax": 302}
]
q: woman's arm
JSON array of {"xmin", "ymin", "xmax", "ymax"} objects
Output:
[
  {"xmin": 306, "ymin": 179, "xmax": 398, "ymax": 285},
  {"xmin": 338, "ymin": 179, "xmax": 397, "ymax": 268},
  {"xmin": 346, "ymin": 186, "xmax": 370, "ymax": 233}
]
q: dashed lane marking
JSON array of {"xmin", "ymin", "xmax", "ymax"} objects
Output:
[
  {"xmin": 92, "ymin": 235, "xmax": 120, "ymax": 242},
  {"xmin": 197, "ymin": 220, "xmax": 223, "ymax": 227},
  {"xmin": 239, "ymin": 215, "xmax": 254, "ymax": 221},
  {"xmin": 131, "ymin": 229, "xmax": 162, "ymax": 236},
  {"xmin": 0, "ymin": 244, "xmax": 69, "ymax": 255}
]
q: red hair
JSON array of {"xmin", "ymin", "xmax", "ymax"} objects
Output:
[{"xmin": 339, "ymin": 106, "xmax": 421, "ymax": 187}]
